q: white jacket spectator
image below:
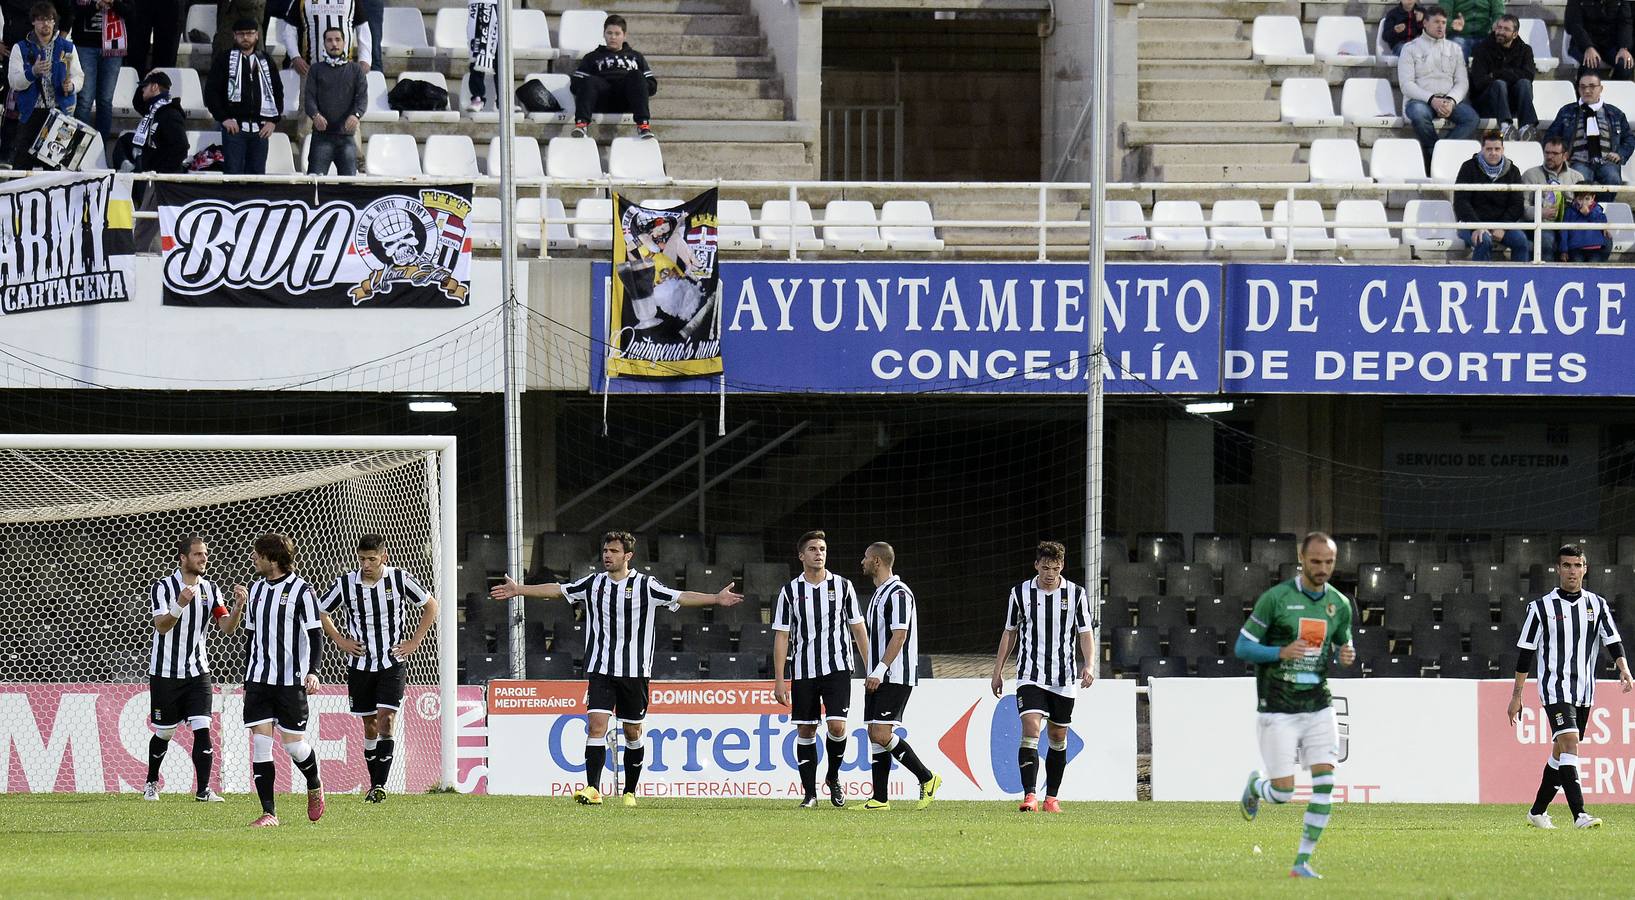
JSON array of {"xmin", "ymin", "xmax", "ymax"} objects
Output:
[{"xmin": 1398, "ymin": 29, "xmax": 1469, "ymax": 105}]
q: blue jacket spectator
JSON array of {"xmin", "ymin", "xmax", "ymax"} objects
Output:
[
  {"xmin": 1545, "ymin": 72, "xmax": 1635, "ymax": 191},
  {"xmin": 1559, "ymin": 194, "xmax": 1611, "ymax": 261}
]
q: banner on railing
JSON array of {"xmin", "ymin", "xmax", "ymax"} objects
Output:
[
  {"xmin": 604, "ymin": 189, "xmax": 723, "ymax": 378},
  {"xmin": 156, "ymin": 182, "xmax": 474, "ymax": 308},
  {"xmin": 0, "ymin": 171, "xmax": 134, "ymax": 316},
  {"xmin": 591, "ymin": 261, "xmax": 1222, "ymax": 393}
]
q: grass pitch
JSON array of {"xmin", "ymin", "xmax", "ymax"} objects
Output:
[{"xmin": 0, "ymin": 794, "xmax": 1625, "ymax": 897}]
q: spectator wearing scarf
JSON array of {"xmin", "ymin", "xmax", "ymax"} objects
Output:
[
  {"xmin": 205, "ymin": 18, "xmax": 283, "ymax": 175},
  {"xmin": 7, "ymin": 2, "xmax": 82, "ymax": 169},
  {"xmin": 1545, "ymin": 70, "xmax": 1634, "ymax": 197},
  {"xmin": 115, "ymin": 69, "xmax": 186, "ymax": 183},
  {"xmin": 1453, "ymin": 130, "xmax": 1531, "ymax": 262},
  {"xmin": 466, "ymin": 0, "xmax": 499, "ymax": 112},
  {"xmin": 70, "ymin": 0, "xmax": 129, "ymax": 138}
]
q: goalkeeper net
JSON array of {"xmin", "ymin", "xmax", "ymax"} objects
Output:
[{"xmin": 0, "ymin": 436, "xmax": 457, "ymax": 795}]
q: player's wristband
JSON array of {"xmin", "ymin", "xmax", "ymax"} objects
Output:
[
  {"xmin": 869, "ymin": 663, "xmax": 887, "ymax": 681},
  {"xmin": 168, "ymin": 600, "xmax": 185, "ymax": 618}
]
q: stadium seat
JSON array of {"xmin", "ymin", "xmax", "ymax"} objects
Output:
[
  {"xmin": 743, "ymin": 562, "xmax": 791, "ymax": 602},
  {"xmin": 1104, "ymin": 533, "xmax": 1132, "ymax": 566},
  {"xmin": 112, "ymin": 66, "xmax": 139, "ymax": 116},
  {"xmin": 708, "ymin": 652, "xmax": 759, "ymax": 679},
  {"xmin": 736, "ymin": 623, "xmax": 774, "ymax": 652},
  {"xmin": 1526, "ymin": 564, "xmax": 1559, "ymax": 598},
  {"xmin": 574, "ymin": 197, "xmax": 614, "ymax": 250},
  {"xmin": 1149, "ymin": 201, "xmax": 1213, "ymax": 251},
  {"xmin": 713, "ymin": 596, "xmax": 762, "ymax": 629},
  {"xmin": 917, "ymin": 655, "xmax": 934, "ymax": 680},
  {"xmin": 1560, "ymin": 535, "xmax": 1610, "ymax": 564},
  {"xmin": 1167, "ymin": 626, "xmax": 1222, "ymax": 661},
  {"xmin": 609, "ymin": 135, "xmax": 666, "ymax": 179},
  {"xmin": 1334, "ymin": 199, "xmax": 1401, "ymax": 251},
  {"xmin": 1605, "ymin": 202, "xmax": 1635, "ymax": 252},
  {"xmin": 1139, "ymin": 656, "xmax": 1187, "ymax": 681},
  {"xmin": 1390, "ymin": 535, "xmax": 1442, "ymax": 568},
  {"xmin": 1341, "ymin": 77, "xmax": 1403, "ymax": 127},
  {"xmin": 1440, "ymin": 593, "xmax": 1493, "ymax": 629},
  {"xmin": 684, "ymin": 562, "xmax": 728, "ymax": 593},
  {"xmin": 366, "ymin": 133, "xmax": 422, "ymax": 176},
  {"xmin": 381, "ymin": 6, "xmax": 434, "ymax": 59},
  {"xmin": 822, "ymin": 200, "xmax": 888, "ymax": 252},
  {"xmin": 1109, "ymin": 563, "xmax": 1159, "ymax": 600},
  {"xmin": 361, "ymin": 70, "xmax": 399, "ymax": 122},
  {"xmin": 1519, "ymin": 18, "xmax": 1558, "ymax": 71},
  {"xmin": 1591, "ymin": 565, "xmax": 1635, "ymax": 598},
  {"xmin": 264, "ymin": 132, "xmax": 295, "ymax": 175},
  {"xmin": 1099, "ymin": 596, "xmax": 1135, "ymax": 631},
  {"xmin": 1532, "ymin": 79, "xmax": 1576, "ymax": 127},
  {"xmin": 682, "ymin": 624, "xmax": 733, "ymax": 654},
  {"xmin": 1251, "ymin": 15, "xmax": 1315, "ymax": 65},
  {"xmin": 527, "ymin": 652, "xmax": 575, "ymax": 678},
  {"xmin": 1368, "ymin": 137, "xmax": 1431, "ymax": 183},
  {"xmin": 879, "ymin": 200, "xmax": 945, "ymax": 251},
  {"xmin": 1350, "ymin": 625, "xmax": 1389, "ymax": 661},
  {"xmin": 1135, "ymin": 532, "xmax": 1187, "ymax": 568},
  {"xmin": 1468, "ymin": 624, "xmax": 1516, "ymax": 661},
  {"xmin": 1269, "ymin": 199, "xmax": 1337, "ymax": 251},
  {"xmin": 466, "ymin": 653, "xmax": 511, "ymax": 682},
  {"xmin": 1470, "ymin": 563, "xmax": 1521, "ymax": 596},
  {"xmin": 468, "ymin": 197, "xmax": 505, "ymax": 251},
  {"xmin": 1373, "ymin": 17, "xmax": 1399, "ymax": 65},
  {"xmin": 1308, "ymin": 138, "xmax": 1369, "ymax": 184},
  {"xmin": 1313, "ymin": 16, "xmax": 1374, "ymax": 65},
  {"xmin": 184, "ymin": 130, "xmax": 219, "ymax": 159},
  {"xmin": 552, "ymin": 622, "xmax": 587, "ymax": 658},
  {"xmin": 534, "ymin": 532, "xmax": 592, "ymax": 577},
  {"xmin": 1164, "ymin": 563, "xmax": 1215, "ymax": 597},
  {"xmin": 1355, "ymin": 564, "xmax": 1407, "ymax": 602},
  {"xmin": 423, "ymin": 134, "xmax": 478, "ymax": 177},
  {"xmin": 1367, "ymin": 655, "xmax": 1424, "ymax": 677},
  {"xmin": 1105, "ymin": 200, "xmax": 1155, "ymax": 251},
  {"xmin": 1191, "ymin": 533, "xmax": 1243, "ymax": 570},
  {"xmin": 433, "ymin": 8, "xmax": 467, "ymax": 55},
  {"xmin": 546, "ymin": 135, "xmax": 604, "ymax": 179},
  {"xmin": 557, "ymin": 9, "xmax": 609, "ymax": 60},
  {"xmin": 1404, "ymin": 199, "xmax": 1458, "ymax": 252},
  {"xmin": 1447, "ymin": 534, "xmax": 1497, "ymax": 566},
  {"xmin": 1110, "ymin": 626, "xmax": 1162, "ymax": 671},
  {"xmin": 1605, "ymin": 81, "xmax": 1635, "ymax": 113},
  {"xmin": 1620, "ymin": 535, "xmax": 1635, "ymax": 567},
  {"xmin": 653, "ymin": 652, "xmax": 702, "ymax": 679},
  {"xmin": 1137, "ymin": 595, "xmax": 1189, "ymax": 631},
  {"xmin": 1384, "ymin": 593, "xmax": 1436, "ymax": 634},
  {"xmin": 1430, "ymin": 139, "xmax": 1482, "ymax": 184},
  {"xmin": 157, "ymin": 67, "xmax": 207, "ymax": 118},
  {"xmin": 1438, "ymin": 654, "xmax": 1491, "ymax": 678},
  {"xmin": 396, "ymin": 72, "xmax": 459, "ymax": 122},
  {"xmin": 1193, "ymin": 596, "xmax": 1244, "ymax": 635},
  {"xmin": 484, "ymin": 136, "xmax": 544, "ymax": 179},
  {"xmin": 1332, "ymin": 533, "xmax": 1381, "ymax": 576},
  {"xmin": 1196, "ymin": 655, "xmax": 1250, "ymax": 677},
  {"xmin": 1220, "ymin": 563, "xmax": 1270, "ymax": 598},
  {"xmin": 713, "ymin": 534, "xmax": 764, "ymax": 570},
  {"xmin": 1507, "ymin": 140, "xmax": 1545, "ymax": 175},
  {"xmin": 457, "ymin": 73, "xmax": 505, "ymax": 123},
  {"xmin": 279, "ymin": 69, "xmax": 302, "ymax": 118},
  {"xmin": 1209, "ymin": 200, "xmax": 1277, "ymax": 251},
  {"xmin": 183, "ymin": 5, "xmax": 215, "ymax": 56},
  {"xmin": 1504, "ymin": 535, "xmax": 1555, "ymax": 569},
  {"xmin": 717, "ymin": 199, "xmax": 763, "ymax": 251},
  {"xmin": 758, "ymin": 200, "xmax": 824, "ymax": 251},
  {"xmin": 1249, "ymin": 533, "xmax": 1298, "ymax": 570},
  {"xmin": 523, "ymin": 73, "xmax": 575, "ymax": 124},
  {"xmin": 1411, "ymin": 622, "xmax": 1462, "ymax": 659},
  {"xmin": 1414, "ymin": 563, "xmax": 1465, "ymax": 597},
  {"xmin": 1279, "ymin": 78, "xmax": 1342, "ymax": 126},
  {"xmin": 511, "ymin": 9, "xmax": 560, "ymax": 61}
]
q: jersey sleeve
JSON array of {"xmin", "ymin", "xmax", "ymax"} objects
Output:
[
  {"xmin": 888, "ymin": 587, "xmax": 912, "ymax": 631},
  {"xmin": 149, "ymin": 580, "xmax": 169, "ymax": 619},
  {"xmin": 242, "ymin": 584, "xmax": 257, "ymax": 631},
  {"xmin": 398, "ymin": 570, "xmax": 432, "ymax": 607},
  {"xmin": 1600, "ymin": 598, "xmax": 1624, "ymax": 646},
  {"xmin": 319, "ymin": 576, "xmax": 345, "ymax": 615},
  {"xmin": 771, "ymin": 584, "xmax": 792, "ymax": 632},
  {"xmin": 560, "ymin": 573, "xmax": 595, "ymax": 606},
  {"xmin": 1074, "ymin": 585, "xmax": 1095, "ymax": 634},
  {"xmin": 1003, "ymin": 587, "xmax": 1020, "ymax": 632},
  {"xmin": 646, "ymin": 578, "xmax": 682, "ymax": 612},
  {"xmin": 843, "ymin": 580, "xmax": 863, "ymax": 625},
  {"xmin": 300, "ymin": 584, "xmax": 322, "ymax": 630},
  {"xmin": 1517, "ymin": 601, "xmax": 1542, "ymax": 649},
  {"xmin": 1242, "ymin": 589, "xmax": 1278, "ymax": 643}
]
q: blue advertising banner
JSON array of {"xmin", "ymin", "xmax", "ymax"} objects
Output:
[
  {"xmin": 1223, "ymin": 264, "xmax": 1633, "ymax": 396},
  {"xmin": 590, "ymin": 261, "xmax": 1223, "ymax": 394}
]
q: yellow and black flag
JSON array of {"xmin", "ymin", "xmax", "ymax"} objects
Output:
[{"xmin": 606, "ymin": 188, "xmax": 722, "ymax": 377}]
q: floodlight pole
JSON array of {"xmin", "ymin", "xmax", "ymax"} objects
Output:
[
  {"xmin": 1086, "ymin": 0, "xmax": 1109, "ymax": 652},
  {"xmin": 496, "ymin": 0, "xmax": 527, "ymax": 678}
]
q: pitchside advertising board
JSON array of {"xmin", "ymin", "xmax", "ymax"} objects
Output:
[
  {"xmin": 486, "ymin": 679, "xmax": 1137, "ymax": 801},
  {"xmin": 1150, "ymin": 678, "xmax": 1635, "ymax": 803},
  {"xmin": 590, "ymin": 261, "xmax": 1635, "ymax": 396}
]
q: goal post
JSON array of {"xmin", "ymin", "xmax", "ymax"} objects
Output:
[{"xmin": 0, "ymin": 434, "xmax": 459, "ymax": 792}]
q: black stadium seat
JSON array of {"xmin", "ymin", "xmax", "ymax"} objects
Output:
[
  {"xmin": 1618, "ymin": 534, "xmax": 1635, "ymax": 567},
  {"xmin": 526, "ymin": 652, "xmax": 575, "ymax": 678},
  {"xmin": 1410, "ymin": 623, "xmax": 1462, "ymax": 659},
  {"xmin": 684, "ymin": 562, "xmax": 731, "ymax": 594},
  {"xmin": 1526, "ymin": 564, "xmax": 1559, "ymax": 596},
  {"xmin": 1248, "ymin": 533, "xmax": 1299, "ymax": 571},
  {"xmin": 1193, "ymin": 596, "xmax": 1245, "ymax": 635},
  {"xmin": 1504, "ymin": 535, "xmax": 1554, "ymax": 570},
  {"xmin": 658, "ymin": 533, "xmax": 708, "ymax": 568},
  {"xmin": 1366, "ymin": 655, "xmax": 1424, "ymax": 678},
  {"xmin": 1559, "ymin": 535, "xmax": 1610, "ymax": 565},
  {"xmin": 682, "ymin": 624, "xmax": 733, "ymax": 654},
  {"xmin": 1164, "ymin": 562, "xmax": 1215, "ymax": 597},
  {"xmin": 713, "ymin": 596, "xmax": 763, "ymax": 629},
  {"xmin": 1446, "ymin": 533, "xmax": 1496, "ymax": 566},
  {"xmin": 1355, "ymin": 564, "xmax": 1407, "ymax": 602},
  {"xmin": 1167, "ymin": 626, "xmax": 1221, "ymax": 661},
  {"xmin": 1413, "ymin": 563, "xmax": 1465, "ymax": 598},
  {"xmin": 1102, "ymin": 533, "xmax": 1131, "ymax": 566},
  {"xmin": 1440, "ymin": 593, "xmax": 1494, "ymax": 629},
  {"xmin": 736, "ymin": 624, "xmax": 774, "ymax": 653},
  {"xmin": 1111, "ymin": 627, "xmax": 1162, "ymax": 672},
  {"xmin": 1469, "ymin": 624, "xmax": 1516, "ymax": 662},
  {"xmin": 1137, "ymin": 595, "xmax": 1189, "ymax": 631},
  {"xmin": 1099, "ymin": 596, "xmax": 1135, "ymax": 631},
  {"xmin": 707, "ymin": 652, "xmax": 759, "ymax": 679},
  {"xmin": 652, "ymin": 652, "xmax": 702, "ymax": 680},
  {"xmin": 1470, "ymin": 564, "xmax": 1521, "ymax": 597},
  {"xmin": 1332, "ymin": 533, "xmax": 1382, "ymax": 577},
  {"xmin": 712, "ymin": 533, "xmax": 765, "ymax": 570},
  {"xmin": 1139, "ymin": 656, "xmax": 1187, "ymax": 681},
  {"xmin": 1109, "ymin": 562, "xmax": 1159, "ymax": 599},
  {"xmin": 1589, "ymin": 565, "xmax": 1635, "ymax": 599},
  {"xmin": 1349, "ymin": 625, "xmax": 1389, "ymax": 661},
  {"xmin": 743, "ymin": 562, "xmax": 792, "ymax": 603},
  {"xmin": 1195, "ymin": 655, "xmax": 1251, "ymax": 677},
  {"xmin": 1135, "ymin": 532, "xmax": 1187, "ymax": 568},
  {"xmin": 1191, "ymin": 532, "xmax": 1244, "ymax": 570},
  {"xmin": 552, "ymin": 622, "xmax": 586, "ymax": 659},
  {"xmin": 1221, "ymin": 563, "xmax": 1271, "ymax": 599},
  {"xmin": 1382, "ymin": 593, "xmax": 1436, "ymax": 634},
  {"xmin": 1389, "ymin": 535, "xmax": 1443, "ymax": 568},
  {"xmin": 1438, "ymin": 654, "xmax": 1492, "ymax": 679}
]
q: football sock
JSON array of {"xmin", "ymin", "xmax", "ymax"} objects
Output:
[
  {"xmin": 364, "ymin": 737, "xmax": 379, "ymax": 788},
  {"xmin": 885, "ymin": 735, "xmax": 933, "ymax": 783},
  {"xmin": 252, "ymin": 761, "xmax": 276, "ymax": 814},
  {"xmin": 870, "ymin": 743, "xmax": 891, "ymax": 802},
  {"xmin": 825, "ymin": 736, "xmax": 848, "ymax": 784},
  {"xmin": 1530, "ymin": 756, "xmax": 1561, "ymax": 816},
  {"xmin": 1018, "ymin": 737, "xmax": 1039, "ymax": 794},
  {"xmin": 624, "ymin": 740, "xmax": 645, "ymax": 794},
  {"xmin": 190, "ymin": 727, "xmax": 213, "ymax": 794},
  {"xmin": 146, "ymin": 735, "xmax": 170, "ymax": 784},
  {"xmin": 1558, "ymin": 753, "xmax": 1585, "ymax": 818},
  {"xmin": 1294, "ymin": 772, "xmax": 1334, "ymax": 866},
  {"xmin": 796, "ymin": 736, "xmax": 818, "ymax": 797},
  {"xmin": 374, "ymin": 739, "xmax": 395, "ymax": 789},
  {"xmin": 285, "ymin": 740, "xmax": 321, "ymax": 790},
  {"xmin": 585, "ymin": 742, "xmax": 607, "ymax": 792},
  {"xmin": 1254, "ymin": 777, "xmax": 1293, "ymax": 804},
  {"xmin": 1044, "ymin": 739, "xmax": 1068, "ymax": 797}
]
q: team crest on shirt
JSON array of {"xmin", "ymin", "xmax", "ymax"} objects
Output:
[
  {"xmin": 1327, "ymin": 603, "xmax": 1336, "ymax": 616},
  {"xmin": 1059, "ymin": 594, "xmax": 1071, "ymax": 611}
]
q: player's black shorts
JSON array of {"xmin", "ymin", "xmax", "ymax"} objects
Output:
[
  {"xmin": 243, "ymin": 682, "xmax": 311, "ymax": 733},
  {"xmin": 792, "ymin": 671, "xmax": 853, "ymax": 724},
  {"xmin": 149, "ymin": 674, "xmax": 211, "ymax": 728},
  {"xmin": 1543, "ymin": 702, "xmax": 1593, "ymax": 739},
  {"xmin": 863, "ymin": 683, "xmax": 913, "ymax": 724},
  {"xmin": 587, "ymin": 673, "xmax": 650, "ymax": 721},
  {"xmin": 1017, "ymin": 684, "xmax": 1075, "ymax": 726},
  {"xmin": 347, "ymin": 664, "xmax": 406, "ymax": 715}
]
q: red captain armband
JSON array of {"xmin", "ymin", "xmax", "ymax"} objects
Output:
[{"xmin": 211, "ymin": 600, "xmax": 229, "ymax": 620}]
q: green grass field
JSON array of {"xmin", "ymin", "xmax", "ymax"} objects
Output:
[{"xmin": 0, "ymin": 794, "xmax": 1625, "ymax": 897}]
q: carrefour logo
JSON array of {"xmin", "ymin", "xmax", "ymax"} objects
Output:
[{"xmin": 938, "ymin": 694, "xmax": 1084, "ymax": 793}]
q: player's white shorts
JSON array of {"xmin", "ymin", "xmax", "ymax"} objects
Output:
[{"xmin": 1256, "ymin": 708, "xmax": 1338, "ymax": 779}]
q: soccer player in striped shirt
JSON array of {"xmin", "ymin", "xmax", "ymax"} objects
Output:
[
  {"xmin": 858, "ymin": 541, "xmax": 940, "ymax": 811},
  {"xmin": 144, "ymin": 535, "xmax": 229, "ymax": 802},
  {"xmin": 320, "ymin": 534, "xmax": 439, "ymax": 803},
  {"xmin": 1506, "ymin": 544, "xmax": 1633, "ymax": 830},
  {"xmin": 773, "ymin": 530, "xmax": 870, "ymax": 809},
  {"xmin": 222, "ymin": 533, "xmax": 333, "ymax": 827},
  {"xmin": 989, "ymin": 541, "xmax": 1094, "ymax": 813},
  {"xmin": 490, "ymin": 531, "xmax": 742, "ymax": 806},
  {"xmin": 1236, "ymin": 532, "xmax": 1354, "ymax": 880}
]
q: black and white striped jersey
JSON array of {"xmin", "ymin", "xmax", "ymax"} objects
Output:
[
  {"xmin": 148, "ymin": 570, "xmax": 223, "ymax": 679},
  {"xmin": 320, "ymin": 567, "xmax": 432, "ymax": 672},
  {"xmin": 242, "ymin": 573, "xmax": 323, "ymax": 686},
  {"xmin": 1004, "ymin": 577, "xmax": 1094, "ymax": 696},
  {"xmin": 773, "ymin": 573, "xmax": 863, "ymax": 680},
  {"xmin": 865, "ymin": 576, "xmax": 918, "ymax": 686},
  {"xmin": 1518, "ymin": 589, "xmax": 1623, "ymax": 707},
  {"xmin": 561, "ymin": 571, "xmax": 681, "ymax": 678},
  {"xmin": 279, "ymin": 0, "xmax": 369, "ymax": 65}
]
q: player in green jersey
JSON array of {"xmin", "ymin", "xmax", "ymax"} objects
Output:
[{"xmin": 1234, "ymin": 532, "xmax": 1355, "ymax": 880}]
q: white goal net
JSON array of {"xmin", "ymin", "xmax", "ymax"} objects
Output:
[{"xmin": 0, "ymin": 435, "xmax": 457, "ymax": 795}]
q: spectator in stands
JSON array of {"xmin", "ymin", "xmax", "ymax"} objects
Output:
[
  {"xmin": 7, "ymin": 2, "xmax": 80, "ymax": 170},
  {"xmin": 70, "ymin": 0, "xmax": 130, "ymax": 140},
  {"xmin": 1454, "ymin": 131, "xmax": 1532, "ymax": 261},
  {"xmin": 1558, "ymin": 191, "xmax": 1611, "ymax": 261},
  {"xmin": 302, "ymin": 25, "xmax": 365, "ymax": 175},
  {"xmin": 1444, "ymin": 0, "xmax": 1504, "ymax": 58},
  {"xmin": 127, "ymin": 0, "xmax": 179, "ymax": 73},
  {"xmin": 1522, "ymin": 136, "xmax": 1587, "ymax": 260},
  {"xmin": 570, "ymin": 14, "xmax": 657, "ymax": 140},
  {"xmin": 466, "ymin": 0, "xmax": 499, "ymax": 112},
  {"xmin": 1564, "ymin": 0, "xmax": 1633, "ymax": 82},
  {"xmin": 113, "ymin": 69, "xmax": 186, "ymax": 187},
  {"xmin": 1470, "ymin": 14, "xmax": 1536, "ymax": 141},
  {"xmin": 357, "ymin": 0, "xmax": 381, "ymax": 79},
  {"xmin": 206, "ymin": 19, "xmax": 282, "ymax": 175},
  {"xmin": 275, "ymin": 0, "xmax": 371, "ymax": 77},
  {"xmin": 1400, "ymin": 6, "xmax": 1479, "ymax": 165},
  {"xmin": 1546, "ymin": 70, "xmax": 1633, "ymax": 194},
  {"xmin": 1381, "ymin": 0, "xmax": 1426, "ymax": 54},
  {"xmin": 0, "ymin": 0, "xmax": 71, "ymax": 161},
  {"xmin": 214, "ymin": 1, "xmax": 267, "ymax": 56}
]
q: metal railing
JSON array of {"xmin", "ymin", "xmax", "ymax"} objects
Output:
[{"xmin": 823, "ymin": 103, "xmax": 904, "ymax": 181}]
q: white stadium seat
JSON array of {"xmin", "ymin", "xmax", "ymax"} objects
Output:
[
  {"xmin": 1532, "ymin": 79, "xmax": 1576, "ymax": 127},
  {"xmin": 717, "ymin": 199, "xmax": 763, "ymax": 251},
  {"xmin": 1604, "ymin": 202, "xmax": 1634, "ymax": 252},
  {"xmin": 280, "ymin": 69, "xmax": 302, "ymax": 118},
  {"xmin": 158, "ymin": 67, "xmax": 207, "ymax": 118},
  {"xmin": 184, "ymin": 130, "xmax": 218, "ymax": 158},
  {"xmin": 1314, "ymin": 16, "xmax": 1374, "ymax": 66},
  {"xmin": 366, "ymin": 133, "xmax": 423, "ymax": 176},
  {"xmin": 879, "ymin": 200, "xmax": 944, "ymax": 251},
  {"xmin": 423, "ymin": 134, "xmax": 478, "ymax": 177},
  {"xmin": 1341, "ymin": 77, "xmax": 1403, "ymax": 127},
  {"xmin": 1603, "ymin": 81, "xmax": 1635, "ymax": 113},
  {"xmin": 433, "ymin": 8, "xmax": 467, "ymax": 55},
  {"xmin": 459, "ymin": 73, "xmax": 506, "ymax": 123},
  {"xmin": 381, "ymin": 7, "xmax": 433, "ymax": 59},
  {"xmin": 1430, "ymin": 139, "xmax": 1481, "ymax": 184},
  {"xmin": 1369, "ymin": 137, "xmax": 1431, "ymax": 183},
  {"xmin": 1252, "ymin": 16, "xmax": 1315, "ymax": 65},
  {"xmin": 758, "ymin": 200, "xmax": 824, "ymax": 251},
  {"xmin": 1507, "ymin": 140, "xmax": 1544, "ymax": 174},
  {"xmin": 1308, "ymin": 138, "xmax": 1370, "ymax": 183},
  {"xmin": 363, "ymin": 70, "xmax": 399, "ymax": 122},
  {"xmin": 557, "ymin": 9, "xmax": 609, "ymax": 61},
  {"xmin": 1334, "ymin": 199, "xmax": 1401, "ymax": 251},
  {"xmin": 265, "ymin": 132, "xmax": 295, "ymax": 175},
  {"xmin": 1105, "ymin": 200, "xmax": 1154, "ymax": 251},
  {"xmin": 469, "ymin": 196, "xmax": 503, "ymax": 250},
  {"xmin": 1519, "ymin": 18, "xmax": 1558, "ymax": 72},
  {"xmin": 1374, "ymin": 17, "xmax": 1399, "ymax": 65},
  {"xmin": 821, "ymin": 200, "xmax": 888, "ymax": 252},
  {"xmin": 544, "ymin": 197, "xmax": 578, "ymax": 251},
  {"xmin": 1150, "ymin": 200, "xmax": 1214, "ymax": 252},
  {"xmin": 511, "ymin": 9, "xmax": 560, "ymax": 61},
  {"xmin": 1209, "ymin": 200, "xmax": 1277, "ymax": 251},
  {"xmin": 487, "ymin": 137, "xmax": 545, "ymax": 179},
  {"xmin": 512, "ymin": 197, "xmax": 544, "ymax": 252},
  {"xmin": 608, "ymin": 136, "xmax": 666, "ymax": 180},
  {"xmin": 184, "ymin": 6, "xmax": 216, "ymax": 57},
  {"xmin": 113, "ymin": 66, "xmax": 139, "ymax": 116},
  {"xmin": 1404, "ymin": 199, "xmax": 1457, "ymax": 252},
  {"xmin": 1270, "ymin": 199, "xmax": 1337, "ymax": 251},
  {"xmin": 395, "ymin": 72, "xmax": 459, "ymax": 122},
  {"xmin": 1280, "ymin": 78, "xmax": 1342, "ymax": 126},
  {"xmin": 524, "ymin": 73, "xmax": 574, "ymax": 124},
  {"xmin": 546, "ymin": 136, "xmax": 604, "ymax": 179},
  {"xmin": 574, "ymin": 197, "xmax": 614, "ymax": 250}
]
